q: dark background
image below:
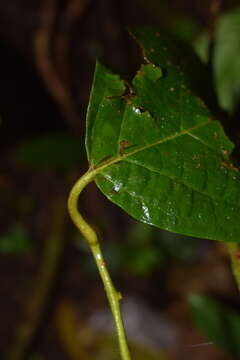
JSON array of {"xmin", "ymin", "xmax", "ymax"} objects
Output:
[{"xmin": 0, "ymin": 1, "xmax": 240, "ymax": 359}]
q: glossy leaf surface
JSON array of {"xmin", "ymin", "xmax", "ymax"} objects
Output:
[
  {"xmin": 188, "ymin": 294, "xmax": 240, "ymax": 356},
  {"xmin": 86, "ymin": 27, "xmax": 240, "ymax": 242}
]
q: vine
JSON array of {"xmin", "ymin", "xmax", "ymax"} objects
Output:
[{"xmin": 68, "ymin": 169, "xmax": 131, "ymax": 360}]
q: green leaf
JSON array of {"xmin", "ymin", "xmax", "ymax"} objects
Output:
[
  {"xmin": 86, "ymin": 27, "xmax": 240, "ymax": 242},
  {"xmin": 126, "ymin": 246, "xmax": 160, "ymax": 275},
  {"xmin": 0, "ymin": 224, "xmax": 32, "ymax": 254},
  {"xmin": 16, "ymin": 132, "xmax": 85, "ymax": 171},
  {"xmin": 193, "ymin": 31, "xmax": 210, "ymax": 64},
  {"xmin": 167, "ymin": 15, "xmax": 201, "ymax": 44},
  {"xmin": 128, "ymin": 222, "xmax": 201, "ymax": 263},
  {"xmin": 188, "ymin": 294, "xmax": 240, "ymax": 356},
  {"xmin": 156, "ymin": 230, "xmax": 202, "ymax": 262},
  {"xmin": 213, "ymin": 8, "xmax": 240, "ymax": 112}
]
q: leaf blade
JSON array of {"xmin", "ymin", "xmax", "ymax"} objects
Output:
[
  {"xmin": 86, "ymin": 28, "xmax": 240, "ymax": 242},
  {"xmin": 86, "ymin": 61, "xmax": 126, "ymax": 165}
]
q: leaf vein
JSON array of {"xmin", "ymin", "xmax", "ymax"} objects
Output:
[{"xmin": 123, "ymin": 158, "xmax": 239, "ymax": 210}]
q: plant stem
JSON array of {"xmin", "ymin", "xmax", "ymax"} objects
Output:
[
  {"xmin": 68, "ymin": 168, "xmax": 132, "ymax": 360},
  {"xmin": 227, "ymin": 242, "xmax": 240, "ymax": 291}
]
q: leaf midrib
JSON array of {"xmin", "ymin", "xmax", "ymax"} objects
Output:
[
  {"xmin": 124, "ymin": 158, "xmax": 238, "ymax": 210},
  {"xmin": 93, "ymin": 118, "xmax": 212, "ymax": 173},
  {"xmin": 92, "ymin": 117, "xmax": 240, "ymax": 209},
  {"xmin": 100, "ymin": 166, "xmax": 218, "ymax": 236}
]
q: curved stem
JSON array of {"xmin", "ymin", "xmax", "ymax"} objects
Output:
[
  {"xmin": 68, "ymin": 169, "xmax": 131, "ymax": 360},
  {"xmin": 226, "ymin": 242, "xmax": 240, "ymax": 291}
]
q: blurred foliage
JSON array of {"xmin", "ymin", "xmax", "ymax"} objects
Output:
[
  {"xmin": 188, "ymin": 294, "xmax": 240, "ymax": 357},
  {"xmin": 161, "ymin": 5, "xmax": 240, "ymax": 114},
  {"xmin": 29, "ymin": 355, "xmax": 44, "ymax": 360},
  {"xmin": 193, "ymin": 31, "xmax": 210, "ymax": 64},
  {"xmin": 56, "ymin": 301, "xmax": 171, "ymax": 360},
  {"xmin": 167, "ymin": 15, "xmax": 201, "ymax": 43},
  {"xmin": 80, "ymin": 222, "xmax": 204, "ymax": 277},
  {"xmin": 94, "ymin": 335, "xmax": 170, "ymax": 360},
  {"xmin": 2, "ymin": 1, "xmax": 240, "ymax": 359},
  {"xmin": 16, "ymin": 132, "xmax": 85, "ymax": 171},
  {"xmin": 213, "ymin": 8, "xmax": 240, "ymax": 113},
  {"xmin": 126, "ymin": 222, "xmax": 203, "ymax": 266},
  {"xmin": 0, "ymin": 223, "xmax": 32, "ymax": 254},
  {"xmin": 160, "ymin": 14, "xmax": 211, "ymax": 65}
]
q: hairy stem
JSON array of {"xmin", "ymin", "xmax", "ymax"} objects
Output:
[
  {"xmin": 68, "ymin": 169, "xmax": 131, "ymax": 360},
  {"xmin": 227, "ymin": 242, "xmax": 240, "ymax": 291}
]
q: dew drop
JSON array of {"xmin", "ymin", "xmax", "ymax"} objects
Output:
[
  {"xmin": 113, "ymin": 181, "xmax": 122, "ymax": 192},
  {"xmin": 141, "ymin": 202, "xmax": 151, "ymax": 223},
  {"xmin": 132, "ymin": 106, "xmax": 141, "ymax": 115}
]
